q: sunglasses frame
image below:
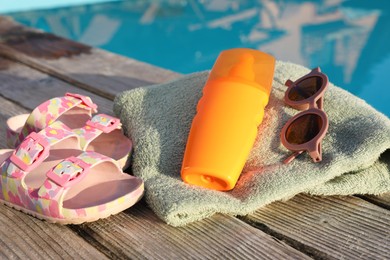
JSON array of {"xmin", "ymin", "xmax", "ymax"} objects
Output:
[{"xmin": 280, "ymin": 67, "xmax": 329, "ymax": 164}]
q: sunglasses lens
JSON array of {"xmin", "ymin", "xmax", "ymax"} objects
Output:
[
  {"xmin": 288, "ymin": 76, "xmax": 323, "ymax": 101},
  {"xmin": 286, "ymin": 114, "xmax": 323, "ymax": 145}
]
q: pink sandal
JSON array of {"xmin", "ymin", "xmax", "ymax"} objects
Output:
[
  {"xmin": 6, "ymin": 93, "xmax": 132, "ymax": 169},
  {"xmin": 0, "ymin": 121, "xmax": 143, "ymax": 224}
]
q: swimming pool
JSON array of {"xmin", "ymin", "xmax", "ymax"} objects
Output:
[{"xmin": 3, "ymin": 0, "xmax": 390, "ymax": 117}]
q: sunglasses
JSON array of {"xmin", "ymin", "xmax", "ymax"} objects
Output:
[{"xmin": 280, "ymin": 67, "xmax": 329, "ymax": 164}]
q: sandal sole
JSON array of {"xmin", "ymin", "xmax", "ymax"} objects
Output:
[{"xmin": 0, "ymin": 183, "xmax": 144, "ymax": 224}]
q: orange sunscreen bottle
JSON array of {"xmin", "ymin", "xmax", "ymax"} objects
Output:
[{"xmin": 181, "ymin": 48, "xmax": 275, "ymax": 191}]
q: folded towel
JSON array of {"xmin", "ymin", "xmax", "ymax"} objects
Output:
[{"xmin": 114, "ymin": 61, "xmax": 390, "ymax": 226}]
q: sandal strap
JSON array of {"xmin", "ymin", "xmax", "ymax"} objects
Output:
[
  {"xmin": 4, "ymin": 121, "xmax": 79, "ymax": 178},
  {"xmin": 15, "ymin": 93, "xmax": 97, "ymax": 147},
  {"xmin": 76, "ymin": 114, "xmax": 122, "ymax": 149},
  {"xmin": 37, "ymin": 152, "xmax": 119, "ymax": 218}
]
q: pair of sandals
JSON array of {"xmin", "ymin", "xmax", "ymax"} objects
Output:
[{"xmin": 0, "ymin": 93, "xmax": 143, "ymax": 224}]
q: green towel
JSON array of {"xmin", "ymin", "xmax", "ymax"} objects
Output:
[{"xmin": 114, "ymin": 61, "xmax": 390, "ymax": 226}]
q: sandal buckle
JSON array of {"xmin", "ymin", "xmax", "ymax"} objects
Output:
[
  {"xmin": 10, "ymin": 132, "xmax": 50, "ymax": 172},
  {"xmin": 65, "ymin": 92, "xmax": 98, "ymax": 112},
  {"xmin": 47, "ymin": 156, "xmax": 90, "ymax": 188},
  {"xmin": 86, "ymin": 114, "xmax": 121, "ymax": 133}
]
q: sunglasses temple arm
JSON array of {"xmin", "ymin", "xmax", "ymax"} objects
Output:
[
  {"xmin": 283, "ymin": 151, "xmax": 304, "ymax": 164},
  {"xmin": 285, "ymin": 79, "xmax": 294, "ymax": 87}
]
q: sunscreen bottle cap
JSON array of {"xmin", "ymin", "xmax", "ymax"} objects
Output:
[{"xmin": 207, "ymin": 48, "xmax": 275, "ymax": 95}]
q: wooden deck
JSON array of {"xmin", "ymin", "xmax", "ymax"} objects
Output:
[{"xmin": 0, "ymin": 16, "xmax": 389, "ymax": 259}]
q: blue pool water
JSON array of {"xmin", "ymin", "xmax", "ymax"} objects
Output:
[{"xmin": 4, "ymin": 0, "xmax": 390, "ymax": 117}]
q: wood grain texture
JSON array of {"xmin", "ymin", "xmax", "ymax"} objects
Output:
[
  {"xmin": 0, "ymin": 57, "xmax": 113, "ymax": 115},
  {"xmin": 0, "ymin": 204, "xmax": 108, "ymax": 260},
  {"xmin": 0, "ymin": 16, "xmax": 180, "ymax": 100},
  {"xmin": 360, "ymin": 193, "xmax": 390, "ymax": 209},
  {"xmin": 72, "ymin": 202, "xmax": 311, "ymax": 260},
  {"xmin": 243, "ymin": 194, "xmax": 390, "ymax": 260},
  {"xmin": 0, "ymin": 96, "xmax": 108, "ymax": 260}
]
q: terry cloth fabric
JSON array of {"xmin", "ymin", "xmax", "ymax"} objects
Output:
[{"xmin": 114, "ymin": 61, "xmax": 390, "ymax": 226}]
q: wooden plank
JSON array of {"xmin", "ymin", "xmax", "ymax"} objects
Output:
[
  {"xmin": 0, "ymin": 16, "xmax": 180, "ymax": 100},
  {"xmin": 0, "ymin": 95, "xmax": 108, "ymax": 259},
  {"xmin": 0, "ymin": 57, "xmax": 113, "ymax": 115},
  {"xmin": 0, "ymin": 56, "xmax": 311, "ymax": 259},
  {"xmin": 360, "ymin": 193, "xmax": 390, "ymax": 209},
  {"xmin": 242, "ymin": 194, "xmax": 390, "ymax": 260},
  {"xmin": 72, "ymin": 202, "xmax": 311, "ymax": 259}
]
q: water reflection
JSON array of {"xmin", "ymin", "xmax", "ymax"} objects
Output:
[{"xmin": 7, "ymin": 0, "xmax": 390, "ymax": 115}]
